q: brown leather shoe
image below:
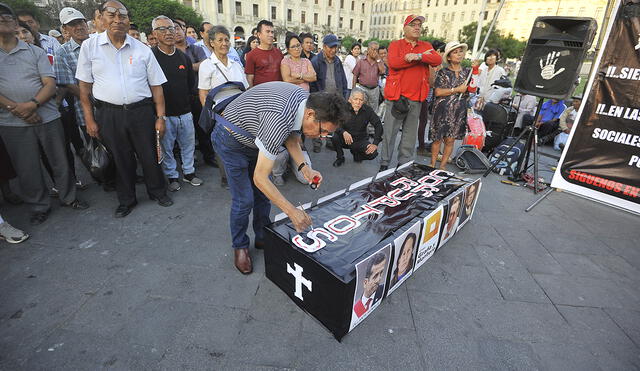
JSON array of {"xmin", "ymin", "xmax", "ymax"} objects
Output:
[{"xmin": 234, "ymin": 248, "xmax": 252, "ymax": 274}]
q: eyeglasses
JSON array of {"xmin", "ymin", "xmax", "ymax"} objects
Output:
[
  {"xmin": 407, "ymin": 22, "xmax": 422, "ymax": 28},
  {"xmin": 154, "ymin": 26, "xmax": 175, "ymax": 33},
  {"xmin": 318, "ymin": 121, "xmax": 333, "ymax": 138},
  {"xmin": 102, "ymin": 6, "xmax": 128, "ymax": 18},
  {"xmin": 0, "ymin": 13, "xmax": 15, "ymax": 21},
  {"xmin": 288, "ymin": 43, "xmax": 302, "ymax": 49}
]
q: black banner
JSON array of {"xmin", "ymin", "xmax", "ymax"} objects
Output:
[{"xmin": 553, "ymin": 0, "xmax": 640, "ymax": 214}]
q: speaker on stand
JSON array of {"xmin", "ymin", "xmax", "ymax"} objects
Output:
[{"xmin": 484, "ymin": 17, "xmax": 597, "ymax": 194}]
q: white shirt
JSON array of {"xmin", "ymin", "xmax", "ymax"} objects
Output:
[
  {"xmin": 39, "ymin": 33, "xmax": 61, "ymax": 58},
  {"xmin": 76, "ymin": 32, "xmax": 167, "ymax": 105},
  {"xmin": 343, "ymin": 54, "xmax": 358, "ymax": 88},
  {"xmin": 478, "ymin": 64, "xmax": 506, "ymax": 99},
  {"xmin": 198, "ymin": 52, "xmax": 248, "ymax": 91}
]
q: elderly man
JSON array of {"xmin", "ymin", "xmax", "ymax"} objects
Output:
[
  {"xmin": 309, "ymin": 34, "xmax": 348, "ymax": 152},
  {"xmin": 54, "ymin": 7, "xmax": 91, "ymax": 181},
  {"xmin": 151, "ymin": 16, "xmax": 202, "ymax": 192},
  {"xmin": 76, "ymin": 0, "xmax": 172, "ymax": 218},
  {"xmin": 331, "ymin": 89, "xmax": 383, "ymax": 167},
  {"xmin": 211, "ymin": 81, "xmax": 350, "ymax": 274},
  {"xmin": 352, "ymin": 41, "xmax": 385, "ymax": 111},
  {"xmin": 16, "ymin": 9, "xmax": 60, "ymax": 57},
  {"xmin": 244, "ymin": 20, "xmax": 282, "ymax": 87},
  {"xmin": 379, "ymin": 15, "xmax": 442, "ymax": 171},
  {"xmin": 0, "ymin": 2, "xmax": 88, "ymax": 225}
]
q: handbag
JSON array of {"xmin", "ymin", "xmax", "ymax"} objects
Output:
[
  {"xmin": 80, "ymin": 137, "xmax": 115, "ymax": 184},
  {"xmin": 391, "ymin": 95, "xmax": 410, "ymax": 119}
]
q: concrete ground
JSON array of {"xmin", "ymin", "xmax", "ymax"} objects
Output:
[{"xmin": 1, "ymin": 141, "xmax": 639, "ymax": 370}]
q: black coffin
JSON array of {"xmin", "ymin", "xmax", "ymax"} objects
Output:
[{"xmin": 264, "ymin": 163, "xmax": 482, "ymax": 341}]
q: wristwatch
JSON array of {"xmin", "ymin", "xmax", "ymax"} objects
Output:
[
  {"xmin": 297, "ymin": 162, "xmax": 308, "ymax": 172},
  {"xmin": 30, "ymin": 98, "xmax": 40, "ymax": 107},
  {"xmin": 157, "ymin": 115, "xmax": 167, "ymax": 120}
]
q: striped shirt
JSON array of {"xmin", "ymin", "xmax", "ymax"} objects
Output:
[
  {"xmin": 223, "ymin": 81, "xmax": 309, "ymax": 160},
  {"xmin": 54, "ymin": 38, "xmax": 85, "ymax": 126}
]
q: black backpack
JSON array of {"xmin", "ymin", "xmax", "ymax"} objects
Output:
[
  {"xmin": 197, "ymin": 81, "xmax": 246, "ymax": 135},
  {"xmin": 488, "ymin": 137, "xmax": 525, "ymax": 176},
  {"xmin": 453, "ymin": 145, "xmax": 492, "ymax": 174}
]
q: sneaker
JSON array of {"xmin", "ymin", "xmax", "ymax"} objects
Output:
[
  {"xmin": 149, "ymin": 194, "xmax": 173, "ymax": 207},
  {"xmin": 273, "ymin": 175, "xmax": 285, "ymax": 186},
  {"xmin": 183, "ymin": 173, "xmax": 203, "ymax": 186},
  {"xmin": 49, "ymin": 187, "xmax": 59, "ymax": 198},
  {"xmin": 75, "ymin": 180, "xmax": 88, "ymax": 190},
  {"xmin": 0, "ymin": 222, "xmax": 29, "ymax": 244},
  {"xmin": 168, "ymin": 178, "xmax": 181, "ymax": 192}
]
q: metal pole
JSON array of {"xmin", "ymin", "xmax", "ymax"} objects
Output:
[
  {"xmin": 472, "ymin": 0, "xmax": 488, "ymax": 56},
  {"xmin": 479, "ymin": 0, "xmax": 507, "ymax": 55},
  {"xmin": 525, "ymin": 187, "xmax": 554, "ymax": 212}
]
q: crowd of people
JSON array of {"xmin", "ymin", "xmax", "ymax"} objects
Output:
[{"xmin": 0, "ymin": 2, "xmax": 577, "ymax": 274}]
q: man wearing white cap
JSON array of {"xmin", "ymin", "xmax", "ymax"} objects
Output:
[
  {"xmin": 54, "ymin": 8, "xmax": 90, "ymax": 134},
  {"xmin": 378, "ymin": 15, "xmax": 442, "ymax": 171}
]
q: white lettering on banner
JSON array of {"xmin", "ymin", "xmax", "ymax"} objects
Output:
[
  {"xmin": 604, "ymin": 65, "xmax": 640, "ymax": 80},
  {"xmin": 291, "ymin": 169, "xmax": 455, "ymax": 250},
  {"xmin": 595, "ymin": 104, "xmax": 640, "ymax": 121},
  {"xmin": 287, "ymin": 263, "xmax": 312, "ymax": 301}
]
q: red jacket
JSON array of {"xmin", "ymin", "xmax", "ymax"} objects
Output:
[{"xmin": 384, "ymin": 39, "xmax": 442, "ymax": 102}]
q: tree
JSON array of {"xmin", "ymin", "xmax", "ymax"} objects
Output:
[
  {"xmin": 5, "ymin": 0, "xmax": 50, "ymax": 27},
  {"xmin": 125, "ymin": 0, "xmax": 203, "ymax": 33},
  {"xmin": 362, "ymin": 38, "xmax": 390, "ymax": 48},
  {"xmin": 341, "ymin": 35, "xmax": 357, "ymax": 52},
  {"xmin": 460, "ymin": 21, "xmax": 526, "ymax": 59}
]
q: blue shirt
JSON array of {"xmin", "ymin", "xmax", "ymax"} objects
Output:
[
  {"xmin": 54, "ymin": 38, "xmax": 86, "ymax": 126},
  {"xmin": 539, "ymin": 100, "xmax": 566, "ymax": 122},
  {"xmin": 198, "ymin": 43, "xmax": 241, "ymax": 64}
]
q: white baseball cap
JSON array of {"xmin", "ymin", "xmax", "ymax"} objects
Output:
[
  {"xmin": 48, "ymin": 29, "xmax": 62, "ymax": 38},
  {"xmin": 59, "ymin": 7, "xmax": 85, "ymax": 25}
]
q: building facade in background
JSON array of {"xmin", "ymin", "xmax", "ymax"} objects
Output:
[{"xmin": 177, "ymin": 0, "xmax": 371, "ymax": 44}]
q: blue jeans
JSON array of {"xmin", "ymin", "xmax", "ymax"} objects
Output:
[
  {"xmin": 211, "ymin": 124, "xmax": 271, "ymax": 250},
  {"xmin": 161, "ymin": 113, "xmax": 196, "ymax": 179}
]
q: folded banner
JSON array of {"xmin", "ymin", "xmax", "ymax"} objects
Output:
[
  {"xmin": 264, "ymin": 163, "xmax": 481, "ymax": 340},
  {"xmin": 551, "ymin": 0, "xmax": 640, "ymax": 214}
]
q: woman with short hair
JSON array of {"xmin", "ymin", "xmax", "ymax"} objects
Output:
[{"xmin": 280, "ymin": 34, "xmax": 316, "ymax": 91}]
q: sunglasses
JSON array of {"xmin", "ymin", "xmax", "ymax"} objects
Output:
[{"xmin": 102, "ymin": 6, "xmax": 128, "ymax": 17}]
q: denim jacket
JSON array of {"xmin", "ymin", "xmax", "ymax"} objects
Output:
[{"xmin": 310, "ymin": 51, "xmax": 349, "ymax": 98}]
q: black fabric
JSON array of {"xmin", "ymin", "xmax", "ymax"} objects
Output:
[
  {"xmin": 152, "ymin": 47, "xmax": 195, "ymax": 117},
  {"xmin": 331, "ymin": 133, "xmax": 378, "ymax": 161},
  {"xmin": 96, "ymin": 104, "xmax": 166, "ymax": 206},
  {"xmin": 0, "ymin": 134, "xmax": 16, "ymax": 181},
  {"xmin": 335, "ymin": 104, "xmax": 383, "ymax": 146}
]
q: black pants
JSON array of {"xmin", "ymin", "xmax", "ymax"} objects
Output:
[
  {"xmin": 96, "ymin": 102, "xmax": 166, "ymax": 206},
  {"xmin": 538, "ymin": 120, "xmax": 559, "ymax": 137},
  {"xmin": 190, "ymin": 95, "xmax": 215, "ymax": 162},
  {"xmin": 331, "ymin": 133, "xmax": 378, "ymax": 161}
]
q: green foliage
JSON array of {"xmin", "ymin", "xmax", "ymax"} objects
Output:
[
  {"xmin": 124, "ymin": 0, "xmax": 203, "ymax": 33},
  {"xmin": 460, "ymin": 21, "xmax": 526, "ymax": 59},
  {"xmin": 341, "ymin": 35, "xmax": 358, "ymax": 52},
  {"xmin": 4, "ymin": 0, "xmax": 47, "ymax": 23}
]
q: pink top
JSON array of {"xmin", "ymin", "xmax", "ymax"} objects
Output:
[{"xmin": 281, "ymin": 55, "xmax": 314, "ymax": 91}]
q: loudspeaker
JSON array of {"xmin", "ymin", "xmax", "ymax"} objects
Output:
[{"xmin": 514, "ymin": 17, "xmax": 597, "ymax": 100}]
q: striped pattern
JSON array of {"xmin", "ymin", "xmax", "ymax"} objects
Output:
[{"xmin": 224, "ymin": 82, "xmax": 309, "ymax": 160}]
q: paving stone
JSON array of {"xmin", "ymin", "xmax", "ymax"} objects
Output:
[
  {"xmin": 551, "ymin": 252, "xmax": 609, "ymax": 279},
  {"xmin": 496, "ymin": 229, "xmax": 566, "ymax": 276},
  {"xmin": 533, "ymin": 274, "xmax": 638, "ymax": 310},
  {"xmin": 529, "ymin": 227, "xmax": 614, "ymax": 256},
  {"xmin": 22, "ymin": 329, "xmax": 162, "ymax": 371},
  {"xmin": 405, "ymin": 260, "xmax": 503, "ymax": 300},
  {"xmin": 474, "ymin": 244, "xmax": 550, "ymax": 303},
  {"xmin": 225, "ymin": 318, "xmax": 302, "ymax": 368},
  {"xmin": 530, "ymin": 342, "xmax": 602, "ymax": 371},
  {"xmin": 299, "ymin": 324, "xmax": 425, "ymax": 370},
  {"xmin": 604, "ymin": 308, "xmax": 640, "ymax": 348},
  {"xmin": 588, "ymin": 254, "xmax": 640, "ymax": 282}
]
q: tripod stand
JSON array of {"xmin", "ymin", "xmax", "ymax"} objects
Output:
[{"xmin": 483, "ymin": 99, "xmax": 545, "ymax": 194}]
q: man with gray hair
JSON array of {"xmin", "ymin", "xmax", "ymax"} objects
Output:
[
  {"xmin": 331, "ymin": 89, "xmax": 382, "ymax": 167},
  {"xmin": 76, "ymin": 1, "xmax": 172, "ymax": 217},
  {"xmin": 352, "ymin": 41, "xmax": 385, "ymax": 112},
  {"xmin": 151, "ymin": 15, "xmax": 202, "ymax": 191}
]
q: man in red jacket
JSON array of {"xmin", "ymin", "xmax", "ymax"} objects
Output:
[{"xmin": 379, "ymin": 15, "xmax": 442, "ymax": 171}]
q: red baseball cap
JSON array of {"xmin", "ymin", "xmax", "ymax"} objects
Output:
[{"xmin": 404, "ymin": 14, "xmax": 425, "ymax": 27}]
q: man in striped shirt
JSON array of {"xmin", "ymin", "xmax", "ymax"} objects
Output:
[{"xmin": 212, "ymin": 81, "xmax": 350, "ymax": 274}]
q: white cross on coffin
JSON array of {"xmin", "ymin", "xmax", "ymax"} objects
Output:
[{"xmin": 287, "ymin": 263, "xmax": 312, "ymax": 301}]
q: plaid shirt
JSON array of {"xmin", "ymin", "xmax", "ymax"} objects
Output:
[{"xmin": 54, "ymin": 38, "xmax": 85, "ymax": 126}]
